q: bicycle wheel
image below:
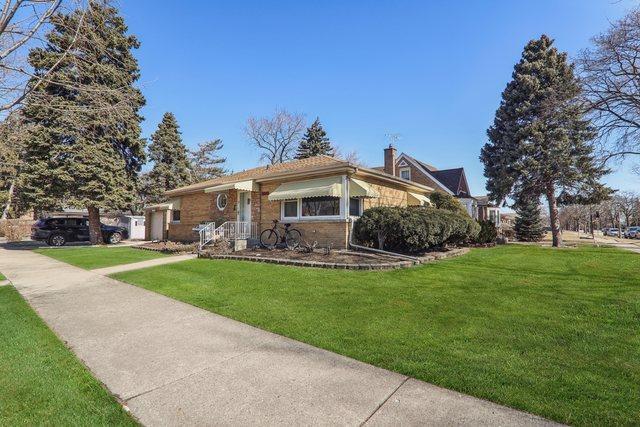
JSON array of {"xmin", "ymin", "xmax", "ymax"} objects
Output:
[
  {"xmin": 285, "ymin": 229, "xmax": 302, "ymax": 249},
  {"xmin": 260, "ymin": 229, "xmax": 279, "ymax": 248}
]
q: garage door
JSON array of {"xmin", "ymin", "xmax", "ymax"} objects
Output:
[{"xmin": 150, "ymin": 211, "xmax": 165, "ymax": 240}]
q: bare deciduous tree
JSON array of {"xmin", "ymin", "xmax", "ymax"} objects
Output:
[
  {"xmin": 579, "ymin": 8, "xmax": 640, "ymax": 163},
  {"xmin": 245, "ymin": 108, "xmax": 305, "ymax": 165},
  {"xmin": 0, "ymin": 0, "xmax": 78, "ymax": 112},
  {"xmin": 614, "ymin": 192, "xmax": 639, "ymax": 227}
]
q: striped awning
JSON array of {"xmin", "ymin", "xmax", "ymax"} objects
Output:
[
  {"xmin": 349, "ymin": 178, "xmax": 380, "ymax": 198},
  {"xmin": 268, "ymin": 176, "xmax": 342, "ymax": 201},
  {"xmin": 204, "ymin": 180, "xmax": 258, "ymax": 193},
  {"xmin": 145, "ymin": 202, "xmax": 172, "ymax": 211},
  {"xmin": 408, "ymin": 192, "xmax": 431, "ymax": 206}
]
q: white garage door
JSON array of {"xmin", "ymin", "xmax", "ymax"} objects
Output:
[{"xmin": 150, "ymin": 211, "xmax": 165, "ymax": 240}]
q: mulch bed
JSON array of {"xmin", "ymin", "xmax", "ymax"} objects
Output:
[
  {"xmin": 135, "ymin": 241, "xmax": 197, "ymax": 254},
  {"xmin": 199, "ymin": 246, "xmax": 470, "ymax": 270},
  {"xmin": 200, "ymin": 247, "xmax": 415, "ymax": 270}
]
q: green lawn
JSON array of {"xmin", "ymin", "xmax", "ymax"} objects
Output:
[
  {"xmin": 113, "ymin": 245, "xmax": 640, "ymax": 426},
  {"xmin": 0, "ymin": 272, "xmax": 5, "ymax": 280},
  {"xmin": 35, "ymin": 246, "xmax": 167, "ymax": 270},
  {"xmin": 0, "ymin": 286, "xmax": 136, "ymax": 425}
]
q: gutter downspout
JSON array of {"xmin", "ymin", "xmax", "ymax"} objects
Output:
[{"xmin": 347, "ymin": 218, "xmax": 421, "ymax": 263}]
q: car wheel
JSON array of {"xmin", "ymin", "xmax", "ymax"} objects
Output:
[
  {"xmin": 48, "ymin": 234, "xmax": 66, "ymax": 247},
  {"xmin": 108, "ymin": 232, "xmax": 122, "ymax": 245}
]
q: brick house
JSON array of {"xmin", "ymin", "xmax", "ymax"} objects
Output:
[
  {"xmin": 376, "ymin": 145, "xmax": 501, "ymax": 227},
  {"xmin": 145, "ymin": 155, "xmax": 434, "ymax": 248}
]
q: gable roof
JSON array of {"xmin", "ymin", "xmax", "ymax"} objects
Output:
[
  {"xmin": 431, "ymin": 168, "xmax": 471, "ymax": 197},
  {"xmin": 395, "ymin": 153, "xmax": 454, "ymax": 195},
  {"xmin": 412, "ymin": 158, "xmax": 438, "ymax": 173},
  {"xmin": 396, "ymin": 153, "xmax": 473, "ymax": 197}
]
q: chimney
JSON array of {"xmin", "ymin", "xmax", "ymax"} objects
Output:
[{"xmin": 384, "ymin": 144, "xmax": 397, "ymax": 176}]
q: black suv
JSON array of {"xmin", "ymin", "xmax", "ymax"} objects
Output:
[{"xmin": 31, "ymin": 216, "xmax": 128, "ymax": 246}]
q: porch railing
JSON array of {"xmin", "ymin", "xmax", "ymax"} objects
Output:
[
  {"xmin": 198, "ymin": 221, "xmax": 258, "ymax": 250},
  {"xmin": 217, "ymin": 221, "xmax": 258, "ymax": 240}
]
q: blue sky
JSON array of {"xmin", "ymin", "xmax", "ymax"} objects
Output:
[{"xmin": 121, "ymin": 0, "xmax": 638, "ymax": 195}]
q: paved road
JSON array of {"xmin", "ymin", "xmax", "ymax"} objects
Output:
[
  {"xmin": 594, "ymin": 237, "xmax": 640, "ymax": 254},
  {"xmin": 0, "ymin": 246, "xmax": 558, "ymax": 426}
]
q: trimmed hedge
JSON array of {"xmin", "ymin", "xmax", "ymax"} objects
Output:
[
  {"xmin": 475, "ymin": 220, "xmax": 498, "ymax": 244},
  {"xmin": 353, "ymin": 206, "xmax": 479, "ymax": 253}
]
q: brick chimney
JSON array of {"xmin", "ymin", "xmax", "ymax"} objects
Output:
[{"xmin": 383, "ymin": 144, "xmax": 397, "ymax": 176}]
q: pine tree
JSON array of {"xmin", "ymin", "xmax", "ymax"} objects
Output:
[
  {"xmin": 481, "ymin": 35, "xmax": 610, "ymax": 247},
  {"xmin": 514, "ymin": 198, "xmax": 546, "ymax": 242},
  {"xmin": 295, "ymin": 118, "xmax": 334, "ymax": 159},
  {"xmin": 147, "ymin": 112, "xmax": 192, "ymax": 204},
  {"xmin": 19, "ymin": 1, "xmax": 146, "ymax": 244},
  {"xmin": 190, "ymin": 139, "xmax": 227, "ymax": 181}
]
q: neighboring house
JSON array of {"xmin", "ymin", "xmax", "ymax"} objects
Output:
[
  {"xmin": 145, "ymin": 155, "xmax": 434, "ymax": 248},
  {"xmin": 376, "ymin": 145, "xmax": 501, "ymax": 227}
]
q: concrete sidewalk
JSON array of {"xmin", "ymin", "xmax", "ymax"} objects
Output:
[
  {"xmin": 91, "ymin": 253, "xmax": 197, "ymax": 275},
  {"xmin": 0, "ymin": 247, "xmax": 558, "ymax": 426}
]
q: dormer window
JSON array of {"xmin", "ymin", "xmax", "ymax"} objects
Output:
[{"xmin": 399, "ymin": 167, "xmax": 411, "ymax": 180}]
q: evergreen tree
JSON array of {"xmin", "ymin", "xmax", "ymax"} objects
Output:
[
  {"xmin": 147, "ymin": 112, "xmax": 192, "ymax": 204},
  {"xmin": 19, "ymin": 1, "xmax": 145, "ymax": 244},
  {"xmin": 514, "ymin": 198, "xmax": 546, "ymax": 242},
  {"xmin": 481, "ymin": 35, "xmax": 610, "ymax": 247},
  {"xmin": 190, "ymin": 139, "xmax": 227, "ymax": 181},
  {"xmin": 295, "ymin": 118, "xmax": 334, "ymax": 159}
]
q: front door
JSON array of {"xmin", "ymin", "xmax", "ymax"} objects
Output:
[
  {"xmin": 151, "ymin": 211, "xmax": 164, "ymax": 240},
  {"xmin": 237, "ymin": 191, "xmax": 251, "ymax": 223}
]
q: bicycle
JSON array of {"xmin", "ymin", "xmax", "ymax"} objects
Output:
[{"xmin": 260, "ymin": 219, "xmax": 302, "ymax": 249}]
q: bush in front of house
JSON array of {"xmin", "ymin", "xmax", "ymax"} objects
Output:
[
  {"xmin": 353, "ymin": 206, "xmax": 479, "ymax": 253},
  {"xmin": 429, "ymin": 191, "xmax": 469, "ymax": 216},
  {"xmin": 474, "ymin": 220, "xmax": 498, "ymax": 244}
]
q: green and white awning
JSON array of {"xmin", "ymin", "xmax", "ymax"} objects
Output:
[
  {"xmin": 204, "ymin": 180, "xmax": 258, "ymax": 193},
  {"xmin": 349, "ymin": 178, "xmax": 380, "ymax": 198},
  {"xmin": 408, "ymin": 192, "xmax": 431, "ymax": 206},
  {"xmin": 268, "ymin": 176, "xmax": 342, "ymax": 201}
]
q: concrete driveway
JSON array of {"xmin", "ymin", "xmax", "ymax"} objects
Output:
[{"xmin": 0, "ymin": 246, "xmax": 558, "ymax": 426}]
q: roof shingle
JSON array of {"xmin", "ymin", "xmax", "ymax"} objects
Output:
[{"xmin": 166, "ymin": 155, "xmax": 347, "ymax": 195}]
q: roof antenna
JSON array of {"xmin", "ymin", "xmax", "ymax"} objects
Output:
[{"xmin": 385, "ymin": 133, "xmax": 402, "ymax": 147}]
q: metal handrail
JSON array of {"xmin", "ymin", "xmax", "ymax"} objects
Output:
[{"xmin": 198, "ymin": 222, "xmax": 216, "ymax": 250}]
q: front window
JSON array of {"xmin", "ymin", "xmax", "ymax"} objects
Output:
[
  {"xmin": 283, "ymin": 200, "xmax": 298, "ymax": 218},
  {"xmin": 399, "ymin": 167, "xmax": 411, "ymax": 180},
  {"xmin": 349, "ymin": 197, "xmax": 362, "ymax": 216},
  {"xmin": 301, "ymin": 196, "xmax": 340, "ymax": 217},
  {"xmin": 172, "ymin": 210, "xmax": 181, "ymax": 222}
]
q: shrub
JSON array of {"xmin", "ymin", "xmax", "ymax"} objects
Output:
[
  {"xmin": 475, "ymin": 220, "xmax": 498, "ymax": 244},
  {"xmin": 429, "ymin": 191, "xmax": 469, "ymax": 216},
  {"xmin": 354, "ymin": 206, "xmax": 479, "ymax": 253},
  {"xmin": 0, "ymin": 219, "xmax": 32, "ymax": 241}
]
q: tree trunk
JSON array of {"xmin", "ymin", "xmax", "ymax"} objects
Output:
[
  {"xmin": 1, "ymin": 180, "xmax": 15, "ymax": 220},
  {"xmin": 87, "ymin": 205, "xmax": 102, "ymax": 245},
  {"xmin": 377, "ymin": 230, "xmax": 386, "ymax": 250},
  {"xmin": 545, "ymin": 182, "xmax": 562, "ymax": 247}
]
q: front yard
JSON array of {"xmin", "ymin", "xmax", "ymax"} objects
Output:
[
  {"xmin": 34, "ymin": 246, "xmax": 167, "ymax": 270},
  {"xmin": 0, "ymin": 286, "xmax": 136, "ymax": 425},
  {"xmin": 113, "ymin": 245, "xmax": 640, "ymax": 426}
]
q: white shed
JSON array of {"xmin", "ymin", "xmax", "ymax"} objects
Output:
[{"xmin": 116, "ymin": 215, "xmax": 146, "ymax": 240}]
